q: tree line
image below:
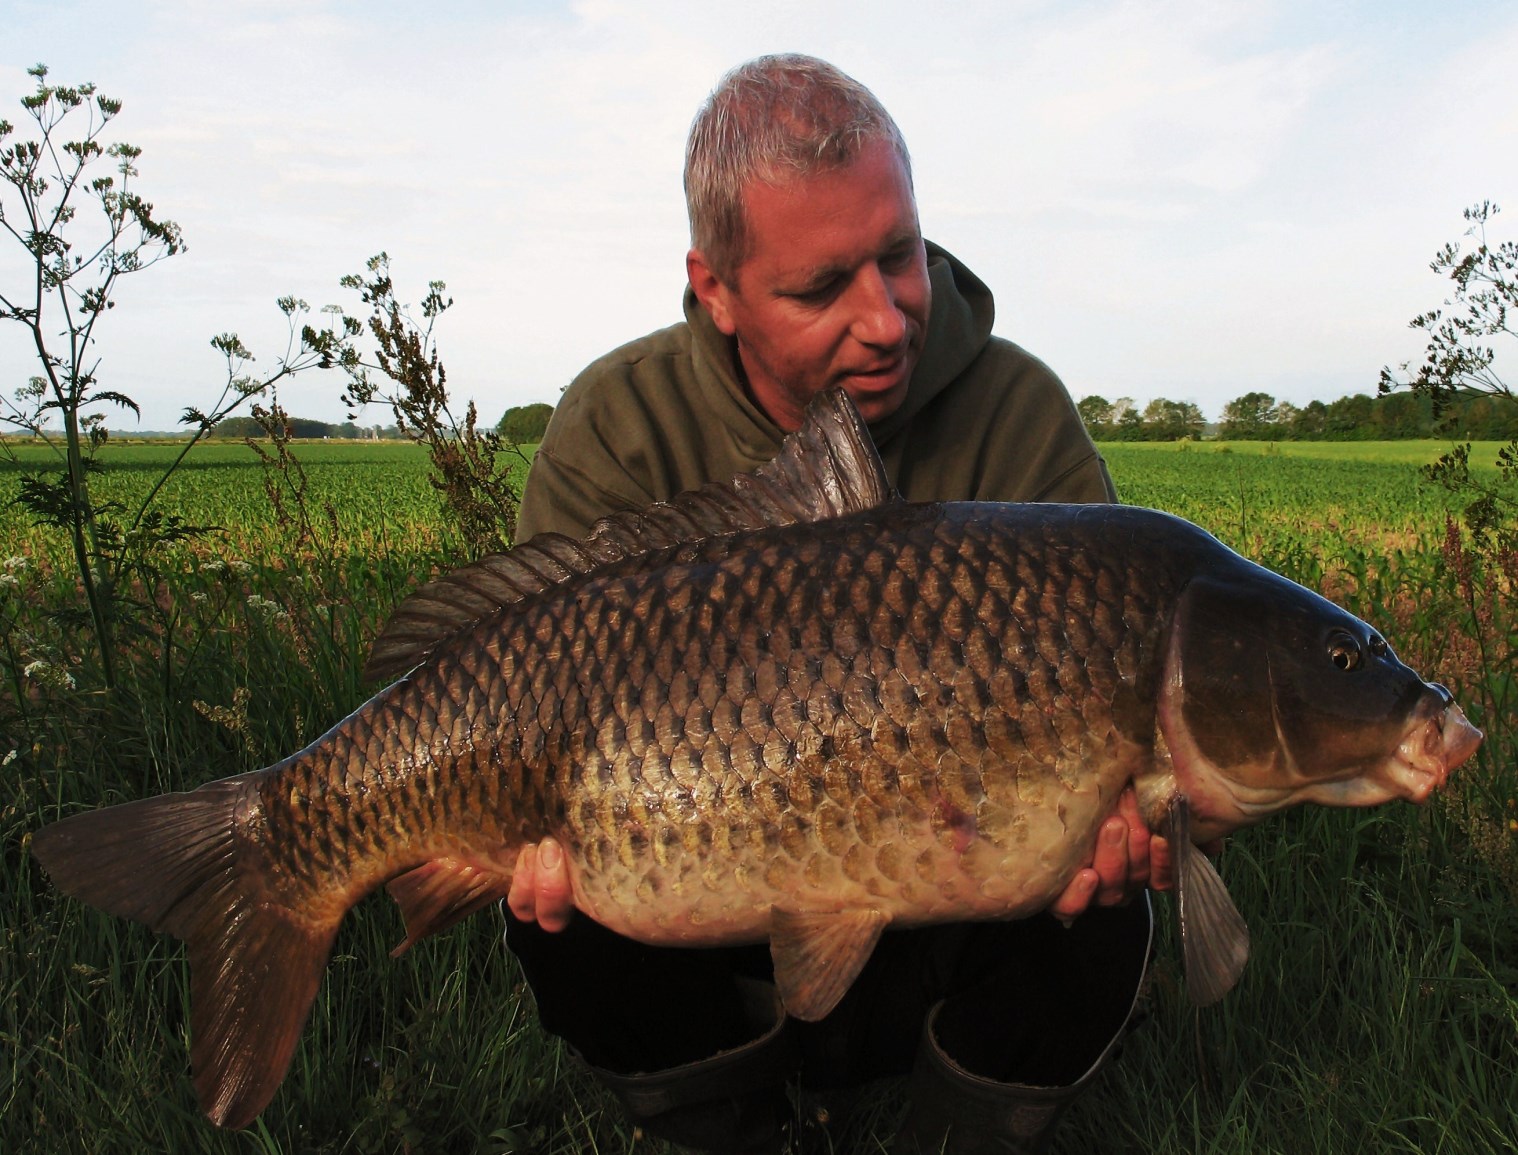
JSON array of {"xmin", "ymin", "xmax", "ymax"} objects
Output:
[
  {"xmin": 1078, "ymin": 388, "xmax": 1518, "ymax": 441},
  {"xmin": 206, "ymin": 402, "xmax": 555, "ymax": 443}
]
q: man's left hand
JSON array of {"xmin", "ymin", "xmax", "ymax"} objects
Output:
[{"xmin": 1048, "ymin": 787, "xmax": 1173, "ymax": 923}]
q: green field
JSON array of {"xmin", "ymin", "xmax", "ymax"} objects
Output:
[{"xmin": 2, "ymin": 438, "xmax": 1515, "ymax": 1154}]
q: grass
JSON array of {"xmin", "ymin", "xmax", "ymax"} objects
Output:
[
  {"xmin": 1105, "ymin": 438, "xmax": 1514, "ymax": 467},
  {"xmin": 2, "ymin": 440, "xmax": 1515, "ymax": 1153}
]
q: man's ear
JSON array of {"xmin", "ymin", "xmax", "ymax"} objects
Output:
[{"xmin": 687, "ymin": 248, "xmax": 738, "ymax": 336}]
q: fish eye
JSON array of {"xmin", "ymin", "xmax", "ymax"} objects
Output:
[{"xmin": 1327, "ymin": 630, "xmax": 1363, "ymax": 671}]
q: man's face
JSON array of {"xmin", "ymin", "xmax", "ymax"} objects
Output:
[{"xmin": 688, "ymin": 139, "xmax": 932, "ymax": 431}]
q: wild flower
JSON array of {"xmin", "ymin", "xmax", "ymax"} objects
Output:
[
  {"xmin": 2, "ymin": 556, "xmax": 26, "ymax": 572},
  {"xmin": 0, "ymin": 573, "xmax": 18, "ymax": 590},
  {"xmin": 22, "ymin": 660, "xmax": 76, "ymax": 691},
  {"xmin": 2, "ymin": 749, "xmax": 17, "ymax": 766},
  {"xmin": 245, "ymin": 594, "xmax": 289, "ymax": 623}
]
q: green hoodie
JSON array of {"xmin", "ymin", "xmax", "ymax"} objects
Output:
[{"xmin": 518, "ymin": 242, "xmax": 1114, "ymax": 541}]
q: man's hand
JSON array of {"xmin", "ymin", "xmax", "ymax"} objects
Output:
[
  {"xmin": 507, "ymin": 838, "xmax": 576, "ymax": 932},
  {"xmin": 1048, "ymin": 787, "xmax": 1174, "ymax": 923}
]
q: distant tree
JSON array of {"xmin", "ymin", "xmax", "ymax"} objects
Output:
[
  {"xmin": 1116, "ymin": 407, "xmax": 1144, "ymax": 441},
  {"xmin": 1180, "ymin": 401, "xmax": 1206, "ymax": 436},
  {"xmin": 498, "ymin": 402, "xmax": 554, "ymax": 444},
  {"xmin": 1077, "ymin": 394, "xmax": 1114, "ymax": 436},
  {"xmin": 1141, "ymin": 398, "xmax": 1205, "ymax": 441},
  {"xmin": 1292, "ymin": 400, "xmax": 1329, "ymax": 439},
  {"xmin": 210, "ymin": 414, "xmax": 362, "ymax": 439},
  {"xmin": 1219, "ymin": 391, "xmax": 1278, "ymax": 439},
  {"xmin": 1324, "ymin": 394, "xmax": 1374, "ymax": 439},
  {"xmin": 1372, "ymin": 391, "xmax": 1429, "ymax": 438}
]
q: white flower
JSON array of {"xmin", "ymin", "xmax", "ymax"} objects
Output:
[
  {"xmin": 245, "ymin": 594, "xmax": 289, "ymax": 623},
  {"xmin": 2, "ymin": 749, "xmax": 16, "ymax": 766},
  {"xmin": 190, "ymin": 591, "xmax": 208, "ymax": 604},
  {"xmin": 3, "ymin": 556, "xmax": 27, "ymax": 572},
  {"xmin": 0, "ymin": 573, "xmax": 18, "ymax": 590}
]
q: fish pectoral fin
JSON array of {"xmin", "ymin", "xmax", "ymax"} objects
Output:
[
  {"xmin": 769, "ymin": 906, "xmax": 889, "ymax": 1022},
  {"xmin": 387, "ymin": 858, "xmax": 513, "ymax": 957},
  {"xmin": 1167, "ymin": 795, "xmax": 1250, "ymax": 1007}
]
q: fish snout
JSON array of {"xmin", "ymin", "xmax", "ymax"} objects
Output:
[
  {"xmin": 1437, "ymin": 701, "xmax": 1484, "ymax": 772},
  {"xmin": 1391, "ymin": 699, "xmax": 1483, "ymax": 803}
]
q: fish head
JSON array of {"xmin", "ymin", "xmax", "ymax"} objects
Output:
[{"xmin": 1157, "ymin": 564, "xmax": 1482, "ymax": 840}]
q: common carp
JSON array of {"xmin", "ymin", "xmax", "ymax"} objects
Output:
[{"xmin": 32, "ymin": 389, "xmax": 1481, "ymax": 1129}]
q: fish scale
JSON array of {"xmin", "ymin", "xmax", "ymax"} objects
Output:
[{"xmin": 405, "ymin": 504, "xmax": 1142, "ymax": 945}]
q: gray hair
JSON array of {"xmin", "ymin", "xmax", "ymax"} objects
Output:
[{"xmin": 684, "ymin": 54, "xmax": 913, "ymax": 283}]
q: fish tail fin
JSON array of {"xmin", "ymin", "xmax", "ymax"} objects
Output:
[{"xmin": 32, "ymin": 780, "xmax": 339, "ymax": 1129}]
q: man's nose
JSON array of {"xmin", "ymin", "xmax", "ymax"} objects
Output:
[{"xmin": 848, "ymin": 264, "xmax": 907, "ymax": 349}]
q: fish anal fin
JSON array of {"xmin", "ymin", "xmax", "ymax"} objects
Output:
[
  {"xmin": 1167, "ymin": 795, "xmax": 1250, "ymax": 1007},
  {"xmin": 30, "ymin": 778, "xmax": 342, "ymax": 1129},
  {"xmin": 386, "ymin": 857, "xmax": 513, "ymax": 956},
  {"xmin": 769, "ymin": 906, "xmax": 888, "ymax": 1022}
]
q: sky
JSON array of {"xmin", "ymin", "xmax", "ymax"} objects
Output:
[{"xmin": 2, "ymin": 0, "xmax": 1515, "ymax": 431}]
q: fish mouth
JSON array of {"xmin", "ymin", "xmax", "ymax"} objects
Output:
[{"xmin": 1384, "ymin": 689, "xmax": 1483, "ymax": 803}]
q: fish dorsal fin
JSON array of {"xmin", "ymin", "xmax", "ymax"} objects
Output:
[
  {"xmin": 770, "ymin": 906, "xmax": 889, "ymax": 1021},
  {"xmin": 1167, "ymin": 795, "xmax": 1251, "ymax": 1006},
  {"xmin": 363, "ymin": 387, "xmax": 892, "ymax": 683}
]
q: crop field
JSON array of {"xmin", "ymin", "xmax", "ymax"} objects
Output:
[{"xmin": 2, "ymin": 438, "xmax": 1516, "ymax": 1154}]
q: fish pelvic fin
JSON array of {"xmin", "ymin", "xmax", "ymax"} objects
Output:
[
  {"xmin": 364, "ymin": 387, "xmax": 894, "ymax": 683},
  {"xmin": 31, "ymin": 780, "xmax": 339, "ymax": 1129},
  {"xmin": 1167, "ymin": 795, "xmax": 1250, "ymax": 1006},
  {"xmin": 769, "ymin": 906, "xmax": 889, "ymax": 1021},
  {"xmin": 386, "ymin": 857, "xmax": 514, "ymax": 956}
]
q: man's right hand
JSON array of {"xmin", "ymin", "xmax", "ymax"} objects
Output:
[{"xmin": 507, "ymin": 838, "xmax": 577, "ymax": 931}]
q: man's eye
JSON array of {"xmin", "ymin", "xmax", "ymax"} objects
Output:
[{"xmin": 793, "ymin": 280, "xmax": 840, "ymax": 304}]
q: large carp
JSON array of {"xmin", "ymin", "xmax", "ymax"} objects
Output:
[{"xmin": 33, "ymin": 390, "xmax": 1481, "ymax": 1129}]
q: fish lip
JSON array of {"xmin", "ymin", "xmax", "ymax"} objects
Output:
[{"xmin": 1387, "ymin": 696, "xmax": 1483, "ymax": 803}]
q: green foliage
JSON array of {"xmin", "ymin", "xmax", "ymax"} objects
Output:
[
  {"xmin": 0, "ymin": 65, "xmax": 354, "ymax": 689},
  {"xmin": 497, "ymin": 402, "xmax": 554, "ymax": 445},
  {"xmin": 1078, "ymin": 395, "xmax": 1204, "ymax": 442},
  {"xmin": 1379, "ymin": 203, "xmax": 1518, "ymax": 610},
  {"xmin": 1382, "ymin": 202, "xmax": 1515, "ymax": 409},
  {"xmin": 1076, "ymin": 394, "xmax": 1114, "ymax": 431},
  {"xmin": 1218, "ymin": 391, "xmax": 1282, "ymax": 440},
  {"xmin": 212, "ymin": 414, "xmax": 383, "ymax": 440},
  {"xmin": 338, "ymin": 254, "xmax": 524, "ymax": 557},
  {"xmin": 3, "ymin": 440, "xmax": 1516, "ymax": 1153},
  {"xmin": 1140, "ymin": 397, "xmax": 1205, "ymax": 441}
]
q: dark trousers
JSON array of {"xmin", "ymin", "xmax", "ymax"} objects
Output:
[{"xmin": 503, "ymin": 899, "xmax": 1152, "ymax": 1089}]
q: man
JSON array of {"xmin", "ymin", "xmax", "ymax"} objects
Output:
[{"xmin": 505, "ymin": 54, "xmax": 1164, "ymax": 1154}]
